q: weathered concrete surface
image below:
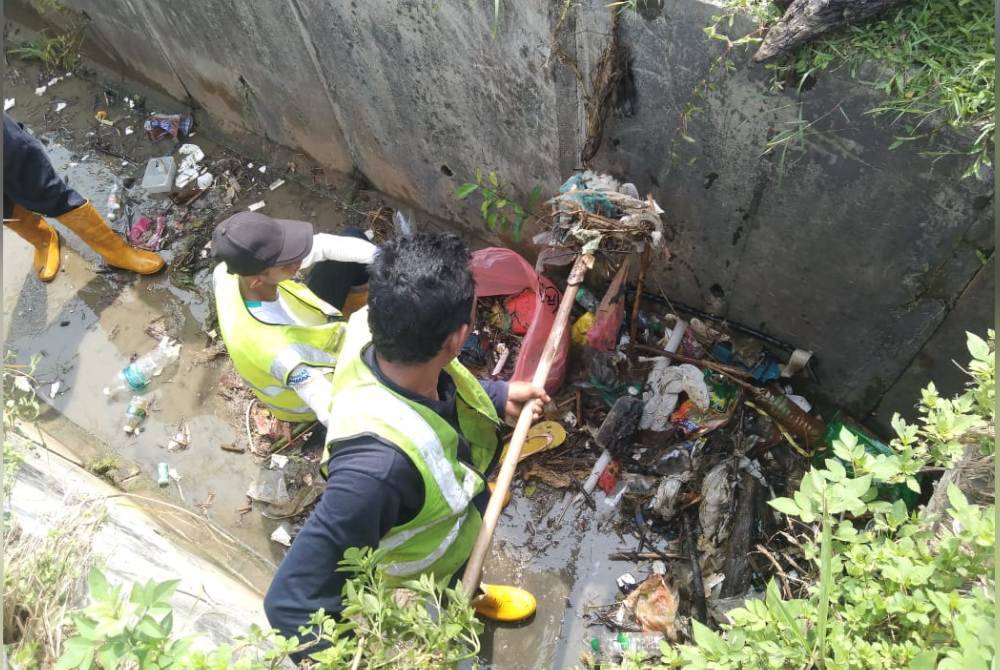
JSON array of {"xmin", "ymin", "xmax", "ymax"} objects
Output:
[
  {"xmin": 594, "ymin": 4, "xmax": 995, "ymax": 416},
  {"xmin": 7, "ymin": 0, "xmax": 993, "ymax": 416},
  {"xmin": 8, "ymin": 432, "xmax": 269, "ymax": 648},
  {"xmin": 872, "ymin": 257, "xmax": 995, "ymax": 430}
]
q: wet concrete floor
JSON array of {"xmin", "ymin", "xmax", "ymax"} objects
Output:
[{"xmin": 4, "ymin": 53, "xmax": 640, "ymax": 669}]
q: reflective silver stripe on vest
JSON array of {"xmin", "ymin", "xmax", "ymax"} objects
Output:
[
  {"xmin": 379, "ymin": 513, "xmax": 457, "ymax": 552},
  {"xmin": 270, "ymin": 343, "xmax": 338, "ymax": 382},
  {"xmin": 248, "ymin": 383, "xmax": 289, "ymax": 398},
  {"xmin": 383, "ymin": 515, "xmax": 465, "ymax": 577},
  {"xmin": 245, "ymin": 382, "xmax": 312, "ymax": 414},
  {"xmin": 263, "ymin": 401, "xmax": 313, "ymax": 415},
  {"xmin": 334, "ymin": 386, "xmax": 472, "ymax": 514}
]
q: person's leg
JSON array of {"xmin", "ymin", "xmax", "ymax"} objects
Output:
[
  {"xmin": 4, "ymin": 203, "xmax": 61, "ymax": 282},
  {"xmin": 5, "ymin": 115, "xmax": 164, "ymax": 275},
  {"xmin": 306, "ymin": 227, "xmax": 371, "ymax": 313},
  {"xmin": 56, "ymin": 202, "xmax": 165, "ymax": 275}
]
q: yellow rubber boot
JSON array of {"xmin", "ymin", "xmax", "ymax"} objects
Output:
[
  {"xmin": 5, "ymin": 204, "xmax": 61, "ymax": 282},
  {"xmin": 55, "ymin": 201, "xmax": 165, "ymax": 275},
  {"xmin": 341, "ymin": 286, "xmax": 368, "ymax": 318},
  {"xmin": 472, "ymin": 584, "xmax": 537, "ymax": 622}
]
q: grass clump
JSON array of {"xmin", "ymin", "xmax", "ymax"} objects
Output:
[
  {"xmin": 716, "ymin": 0, "xmax": 994, "ymax": 177},
  {"xmin": 7, "ymin": 30, "xmax": 84, "ymax": 72},
  {"xmin": 3, "ymin": 508, "xmax": 104, "ymax": 668}
]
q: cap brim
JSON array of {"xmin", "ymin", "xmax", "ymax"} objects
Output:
[{"xmin": 273, "ymin": 219, "xmax": 313, "ymax": 266}]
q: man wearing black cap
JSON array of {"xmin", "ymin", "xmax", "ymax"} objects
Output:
[{"xmin": 212, "ymin": 211, "xmax": 376, "ymax": 427}]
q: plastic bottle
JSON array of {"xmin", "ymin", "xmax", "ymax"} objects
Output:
[
  {"xmin": 662, "ymin": 318, "xmax": 687, "ymax": 354},
  {"xmin": 392, "ymin": 208, "xmax": 417, "ymax": 237},
  {"xmin": 104, "ymin": 337, "xmax": 181, "ymax": 397},
  {"xmin": 575, "ymin": 286, "xmax": 600, "ymax": 312},
  {"xmin": 123, "ymin": 396, "xmax": 150, "ymax": 434},
  {"xmin": 590, "ymin": 631, "xmax": 665, "ymax": 661},
  {"xmin": 106, "ymin": 179, "xmax": 122, "ymax": 221}
]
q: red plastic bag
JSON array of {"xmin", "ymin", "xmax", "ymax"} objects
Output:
[
  {"xmin": 587, "ymin": 256, "xmax": 630, "ymax": 351},
  {"xmin": 504, "ymin": 289, "xmax": 535, "ymax": 336},
  {"xmin": 471, "ymin": 248, "xmax": 568, "ymax": 393}
]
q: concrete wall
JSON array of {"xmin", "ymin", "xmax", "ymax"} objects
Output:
[{"xmin": 10, "ymin": 0, "xmax": 993, "ymax": 419}]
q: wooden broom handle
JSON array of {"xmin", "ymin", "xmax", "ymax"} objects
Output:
[{"xmin": 462, "ymin": 253, "xmax": 593, "ymax": 596}]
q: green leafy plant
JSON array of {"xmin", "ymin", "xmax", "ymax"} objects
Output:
[
  {"xmin": 55, "ymin": 548, "xmax": 484, "ymax": 669},
  {"xmin": 454, "ymin": 168, "xmax": 542, "ymax": 242},
  {"xmin": 645, "ymin": 331, "xmax": 996, "ymax": 669},
  {"xmin": 7, "ymin": 30, "xmax": 84, "ymax": 71},
  {"xmin": 578, "ymin": 334, "xmax": 994, "ymax": 670},
  {"xmin": 706, "ymin": 0, "xmax": 994, "ymax": 178},
  {"xmin": 312, "ymin": 546, "xmax": 484, "ymax": 668},
  {"xmin": 490, "ymin": 0, "xmax": 503, "ymax": 39},
  {"xmin": 4, "ymin": 352, "xmax": 43, "ymax": 498},
  {"xmin": 4, "ymin": 352, "xmax": 43, "ymax": 433},
  {"xmin": 4, "ymin": 508, "xmax": 103, "ymax": 669},
  {"xmin": 54, "ymin": 569, "xmax": 185, "ymax": 670}
]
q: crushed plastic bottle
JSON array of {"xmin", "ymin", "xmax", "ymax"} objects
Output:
[
  {"xmin": 590, "ymin": 631, "xmax": 665, "ymax": 662},
  {"xmin": 123, "ymin": 396, "xmax": 151, "ymax": 434},
  {"xmin": 104, "ymin": 337, "xmax": 181, "ymax": 397},
  {"xmin": 144, "ymin": 113, "xmax": 193, "ymax": 142},
  {"xmin": 106, "ymin": 179, "xmax": 122, "ymax": 222},
  {"xmin": 392, "ymin": 207, "xmax": 417, "ymax": 237}
]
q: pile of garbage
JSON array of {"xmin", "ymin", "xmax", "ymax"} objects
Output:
[{"xmin": 450, "ymin": 171, "xmax": 907, "ymax": 665}]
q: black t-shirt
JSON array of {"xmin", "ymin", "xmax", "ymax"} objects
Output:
[{"xmin": 262, "ymin": 345, "xmax": 507, "ymax": 645}]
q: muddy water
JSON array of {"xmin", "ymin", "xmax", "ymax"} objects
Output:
[
  {"xmin": 4, "ymin": 56, "xmax": 643, "ymax": 669},
  {"xmin": 3, "ymin": 62, "xmax": 358, "ymax": 588},
  {"xmin": 480, "ymin": 487, "xmax": 642, "ymax": 669}
]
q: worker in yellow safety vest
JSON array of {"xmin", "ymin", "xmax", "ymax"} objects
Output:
[
  {"xmin": 211, "ymin": 211, "xmax": 376, "ymax": 428},
  {"xmin": 264, "ymin": 233, "xmax": 547, "ymax": 658}
]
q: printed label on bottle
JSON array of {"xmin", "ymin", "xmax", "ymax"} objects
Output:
[
  {"xmin": 126, "ymin": 404, "xmax": 147, "ymax": 419},
  {"xmin": 122, "ymin": 365, "xmax": 148, "ymax": 390}
]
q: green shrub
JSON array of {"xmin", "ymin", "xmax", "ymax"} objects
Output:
[
  {"xmin": 53, "ymin": 547, "xmax": 483, "ymax": 669},
  {"xmin": 646, "ymin": 331, "xmax": 995, "ymax": 669},
  {"xmin": 711, "ymin": 0, "xmax": 995, "ymax": 178}
]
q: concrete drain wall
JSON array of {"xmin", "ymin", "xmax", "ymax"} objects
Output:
[{"xmin": 7, "ymin": 0, "xmax": 993, "ymax": 426}]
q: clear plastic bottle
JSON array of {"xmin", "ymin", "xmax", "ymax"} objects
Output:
[
  {"xmin": 392, "ymin": 208, "xmax": 417, "ymax": 237},
  {"xmin": 104, "ymin": 337, "xmax": 181, "ymax": 397},
  {"xmin": 590, "ymin": 631, "xmax": 665, "ymax": 662},
  {"xmin": 106, "ymin": 179, "xmax": 122, "ymax": 222},
  {"xmin": 123, "ymin": 396, "xmax": 150, "ymax": 434}
]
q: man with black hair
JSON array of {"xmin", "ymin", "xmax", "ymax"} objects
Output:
[{"xmin": 264, "ymin": 232, "xmax": 547, "ymax": 646}]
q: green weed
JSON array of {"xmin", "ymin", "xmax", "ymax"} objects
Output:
[
  {"xmin": 712, "ymin": 0, "xmax": 995, "ymax": 178},
  {"xmin": 7, "ymin": 30, "xmax": 83, "ymax": 72},
  {"xmin": 455, "ymin": 168, "xmax": 543, "ymax": 242},
  {"xmin": 594, "ymin": 331, "xmax": 996, "ymax": 669}
]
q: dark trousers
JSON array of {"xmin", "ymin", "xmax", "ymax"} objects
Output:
[
  {"xmin": 299, "ymin": 227, "xmax": 370, "ymax": 450},
  {"xmin": 4, "ymin": 113, "xmax": 85, "ymax": 219},
  {"xmin": 305, "ymin": 227, "xmax": 370, "ymax": 310}
]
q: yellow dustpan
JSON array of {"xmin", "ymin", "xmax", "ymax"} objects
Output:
[{"xmin": 498, "ymin": 420, "xmax": 567, "ymax": 464}]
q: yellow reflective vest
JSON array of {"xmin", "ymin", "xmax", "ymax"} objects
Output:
[
  {"xmin": 325, "ymin": 308, "xmax": 501, "ymax": 581},
  {"xmin": 213, "ymin": 263, "xmax": 346, "ymax": 422}
]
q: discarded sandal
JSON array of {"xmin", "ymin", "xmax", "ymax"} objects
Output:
[{"xmin": 498, "ymin": 420, "xmax": 567, "ymax": 464}]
